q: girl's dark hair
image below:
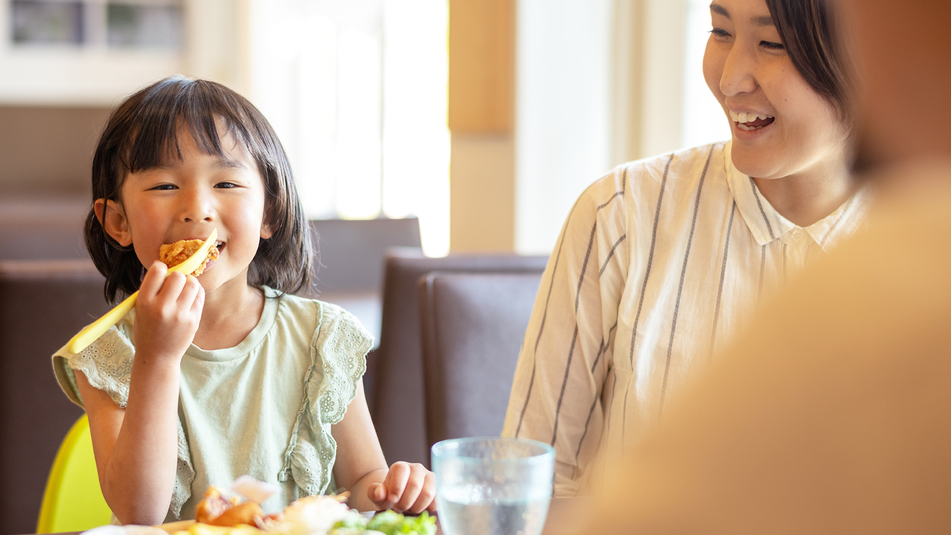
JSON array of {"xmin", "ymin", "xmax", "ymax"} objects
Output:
[
  {"xmin": 765, "ymin": 0, "xmax": 852, "ymax": 121},
  {"xmin": 86, "ymin": 75, "xmax": 314, "ymax": 303}
]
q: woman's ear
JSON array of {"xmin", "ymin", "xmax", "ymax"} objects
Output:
[{"xmin": 94, "ymin": 198, "xmax": 133, "ymax": 247}]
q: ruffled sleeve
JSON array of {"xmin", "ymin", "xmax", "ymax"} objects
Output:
[
  {"xmin": 52, "ymin": 321, "xmax": 135, "ymax": 409},
  {"xmin": 279, "ymin": 300, "xmax": 373, "ymax": 497}
]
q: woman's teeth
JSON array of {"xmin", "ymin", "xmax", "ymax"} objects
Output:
[{"xmin": 729, "ymin": 111, "xmax": 775, "ymax": 131}]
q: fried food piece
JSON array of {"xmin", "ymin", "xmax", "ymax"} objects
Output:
[
  {"xmin": 207, "ymin": 502, "xmax": 265, "ymax": 528},
  {"xmin": 195, "ymin": 487, "xmax": 240, "ymax": 524},
  {"xmin": 194, "ymin": 487, "xmax": 265, "ymax": 528},
  {"xmin": 159, "ymin": 238, "xmax": 219, "ymax": 276}
]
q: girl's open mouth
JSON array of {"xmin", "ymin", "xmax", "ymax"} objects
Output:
[
  {"xmin": 730, "ymin": 111, "xmax": 776, "ymax": 131},
  {"xmin": 203, "ymin": 240, "xmax": 223, "ymax": 268}
]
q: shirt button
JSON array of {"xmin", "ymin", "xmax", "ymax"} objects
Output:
[{"xmin": 791, "ymin": 229, "xmax": 804, "ymax": 242}]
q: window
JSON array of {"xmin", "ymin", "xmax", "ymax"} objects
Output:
[
  {"xmin": 0, "ymin": 0, "xmax": 185, "ymax": 104},
  {"xmin": 10, "ymin": 0, "xmax": 182, "ymax": 50},
  {"xmin": 247, "ymin": 0, "xmax": 450, "ymax": 256}
]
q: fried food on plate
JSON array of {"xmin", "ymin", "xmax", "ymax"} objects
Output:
[
  {"xmin": 159, "ymin": 239, "xmax": 219, "ymax": 276},
  {"xmin": 179, "ymin": 480, "xmax": 435, "ymax": 535},
  {"xmin": 195, "ymin": 487, "xmax": 264, "ymax": 527}
]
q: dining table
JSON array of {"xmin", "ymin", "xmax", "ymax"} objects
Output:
[{"xmin": 17, "ymin": 496, "xmax": 594, "ymax": 535}]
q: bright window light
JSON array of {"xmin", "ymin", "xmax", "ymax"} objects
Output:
[
  {"xmin": 682, "ymin": 0, "xmax": 731, "ymax": 148},
  {"xmin": 248, "ymin": 0, "xmax": 449, "ymax": 257}
]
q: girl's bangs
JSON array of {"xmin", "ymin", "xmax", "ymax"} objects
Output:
[{"xmin": 120, "ymin": 81, "xmax": 256, "ymax": 174}]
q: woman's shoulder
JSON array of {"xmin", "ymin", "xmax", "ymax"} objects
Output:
[
  {"xmin": 616, "ymin": 141, "xmax": 729, "ymax": 186},
  {"xmin": 573, "ymin": 142, "xmax": 729, "ymax": 214}
]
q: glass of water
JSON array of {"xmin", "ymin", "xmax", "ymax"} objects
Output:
[{"xmin": 431, "ymin": 437, "xmax": 555, "ymax": 535}]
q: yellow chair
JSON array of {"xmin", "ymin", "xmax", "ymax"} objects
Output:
[{"xmin": 37, "ymin": 414, "xmax": 113, "ymax": 533}]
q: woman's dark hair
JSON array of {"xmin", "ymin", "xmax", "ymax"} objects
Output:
[
  {"xmin": 86, "ymin": 75, "xmax": 314, "ymax": 303},
  {"xmin": 765, "ymin": 0, "xmax": 852, "ymax": 121}
]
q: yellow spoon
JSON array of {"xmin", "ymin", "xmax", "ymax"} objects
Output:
[{"xmin": 66, "ymin": 229, "xmax": 218, "ymax": 354}]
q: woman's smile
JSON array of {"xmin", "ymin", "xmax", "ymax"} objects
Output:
[{"xmin": 730, "ymin": 110, "xmax": 775, "ymax": 131}]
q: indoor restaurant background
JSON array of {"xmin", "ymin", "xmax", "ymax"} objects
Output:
[{"xmin": 0, "ymin": 0, "xmax": 729, "ymax": 257}]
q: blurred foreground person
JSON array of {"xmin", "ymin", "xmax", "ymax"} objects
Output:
[{"xmin": 593, "ymin": 0, "xmax": 951, "ymax": 533}]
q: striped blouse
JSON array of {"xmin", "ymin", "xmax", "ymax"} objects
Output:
[{"xmin": 501, "ymin": 141, "xmax": 872, "ymax": 496}]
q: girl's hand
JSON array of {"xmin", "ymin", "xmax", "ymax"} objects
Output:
[
  {"xmin": 133, "ymin": 260, "xmax": 204, "ymax": 364},
  {"xmin": 367, "ymin": 462, "xmax": 437, "ymax": 514}
]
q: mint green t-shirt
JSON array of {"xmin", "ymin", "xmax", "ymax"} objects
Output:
[{"xmin": 53, "ymin": 287, "xmax": 373, "ymax": 522}]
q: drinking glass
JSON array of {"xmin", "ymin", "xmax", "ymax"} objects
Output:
[{"xmin": 431, "ymin": 437, "xmax": 555, "ymax": 535}]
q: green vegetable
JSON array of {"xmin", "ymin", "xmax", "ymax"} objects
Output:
[
  {"xmin": 332, "ymin": 512, "xmax": 369, "ymax": 531},
  {"xmin": 365, "ymin": 511, "xmax": 437, "ymax": 535}
]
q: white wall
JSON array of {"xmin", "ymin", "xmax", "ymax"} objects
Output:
[
  {"xmin": 638, "ymin": 0, "xmax": 688, "ymax": 157},
  {"xmin": 682, "ymin": 0, "xmax": 732, "ymax": 149},
  {"xmin": 514, "ymin": 0, "xmax": 615, "ymax": 255},
  {"xmin": 512, "ymin": 0, "xmax": 731, "ymax": 255}
]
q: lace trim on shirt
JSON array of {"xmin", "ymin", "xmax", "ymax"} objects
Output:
[
  {"xmin": 173, "ymin": 419, "xmax": 195, "ymax": 517},
  {"xmin": 66, "ymin": 327, "xmax": 133, "ymax": 408},
  {"xmin": 279, "ymin": 302, "xmax": 372, "ymax": 496}
]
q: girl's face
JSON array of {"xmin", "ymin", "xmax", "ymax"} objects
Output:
[
  {"xmin": 703, "ymin": 0, "xmax": 848, "ymax": 182},
  {"xmin": 102, "ymin": 126, "xmax": 272, "ymax": 293}
]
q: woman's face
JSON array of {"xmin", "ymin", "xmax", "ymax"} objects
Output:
[{"xmin": 703, "ymin": 0, "xmax": 848, "ymax": 182}]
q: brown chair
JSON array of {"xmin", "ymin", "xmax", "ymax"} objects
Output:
[
  {"xmin": 0, "ymin": 197, "xmax": 91, "ymax": 260},
  {"xmin": 371, "ymin": 248, "xmax": 548, "ymax": 467},
  {"xmin": 418, "ymin": 271, "xmax": 543, "ymax": 456},
  {"xmin": 305, "ymin": 217, "xmax": 422, "ymax": 295},
  {"xmin": 0, "ymin": 259, "xmax": 110, "ymax": 535},
  {"xmin": 300, "ymin": 217, "xmax": 423, "ymax": 410}
]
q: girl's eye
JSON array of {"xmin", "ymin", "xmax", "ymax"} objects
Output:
[
  {"xmin": 761, "ymin": 40, "xmax": 785, "ymax": 51},
  {"xmin": 150, "ymin": 184, "xmax": 177, "ymax": 191},
  {"xmin": 215, "ymin": 182, "xmax": 238, "ymax": 189},
  {"xmin": 709, "ymin": 28, "xmax": 731, "ymax": 40}
]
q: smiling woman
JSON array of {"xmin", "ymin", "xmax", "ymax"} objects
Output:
[{"xmin": 501, "ymin": 0, "xmax": 872, "ymax": 497}]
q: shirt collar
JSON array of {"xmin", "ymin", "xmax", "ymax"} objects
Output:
[
  {"xmin": 725, "ymin": 141, "xmax": 794, "ymax": 246},
  {"xmin": 724, "ymin": 141, "xmax": 873, "ymax": 251},
  {"xmin": 804, "ymin": 185, "xmax": 873, "ymax": 252}
]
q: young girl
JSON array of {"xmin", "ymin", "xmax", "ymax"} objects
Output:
[{"xmin": 52, "ymin": 76, "xmax": 435, "ymax": 525}]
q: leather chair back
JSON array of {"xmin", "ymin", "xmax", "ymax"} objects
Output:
[
  {"xmin": 371, "ymin": 248, "xmax": 548, "ymax": 467},
  {"xmin": 0, "ymin": 259, "xmax": 109, "ymax": 535},
  {"xmin": 0, "ymin": 198, "xmax": 90, "ymax": 260},
  {"xmin": 305, "ymin": 217, "xmax": 422, "ymax": 295},
  {"xmin": 418, "ymin": 271, "xmax": 543, "ymax": 454}
]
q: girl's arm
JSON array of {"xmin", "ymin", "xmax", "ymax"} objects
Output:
[
  {"xmin": 80, "ymin": 264, "xmax": 204, "ymax": 525},
  {"xmin": 331, "ymin": 382, "xmax": 436, "ymax": 514}
]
